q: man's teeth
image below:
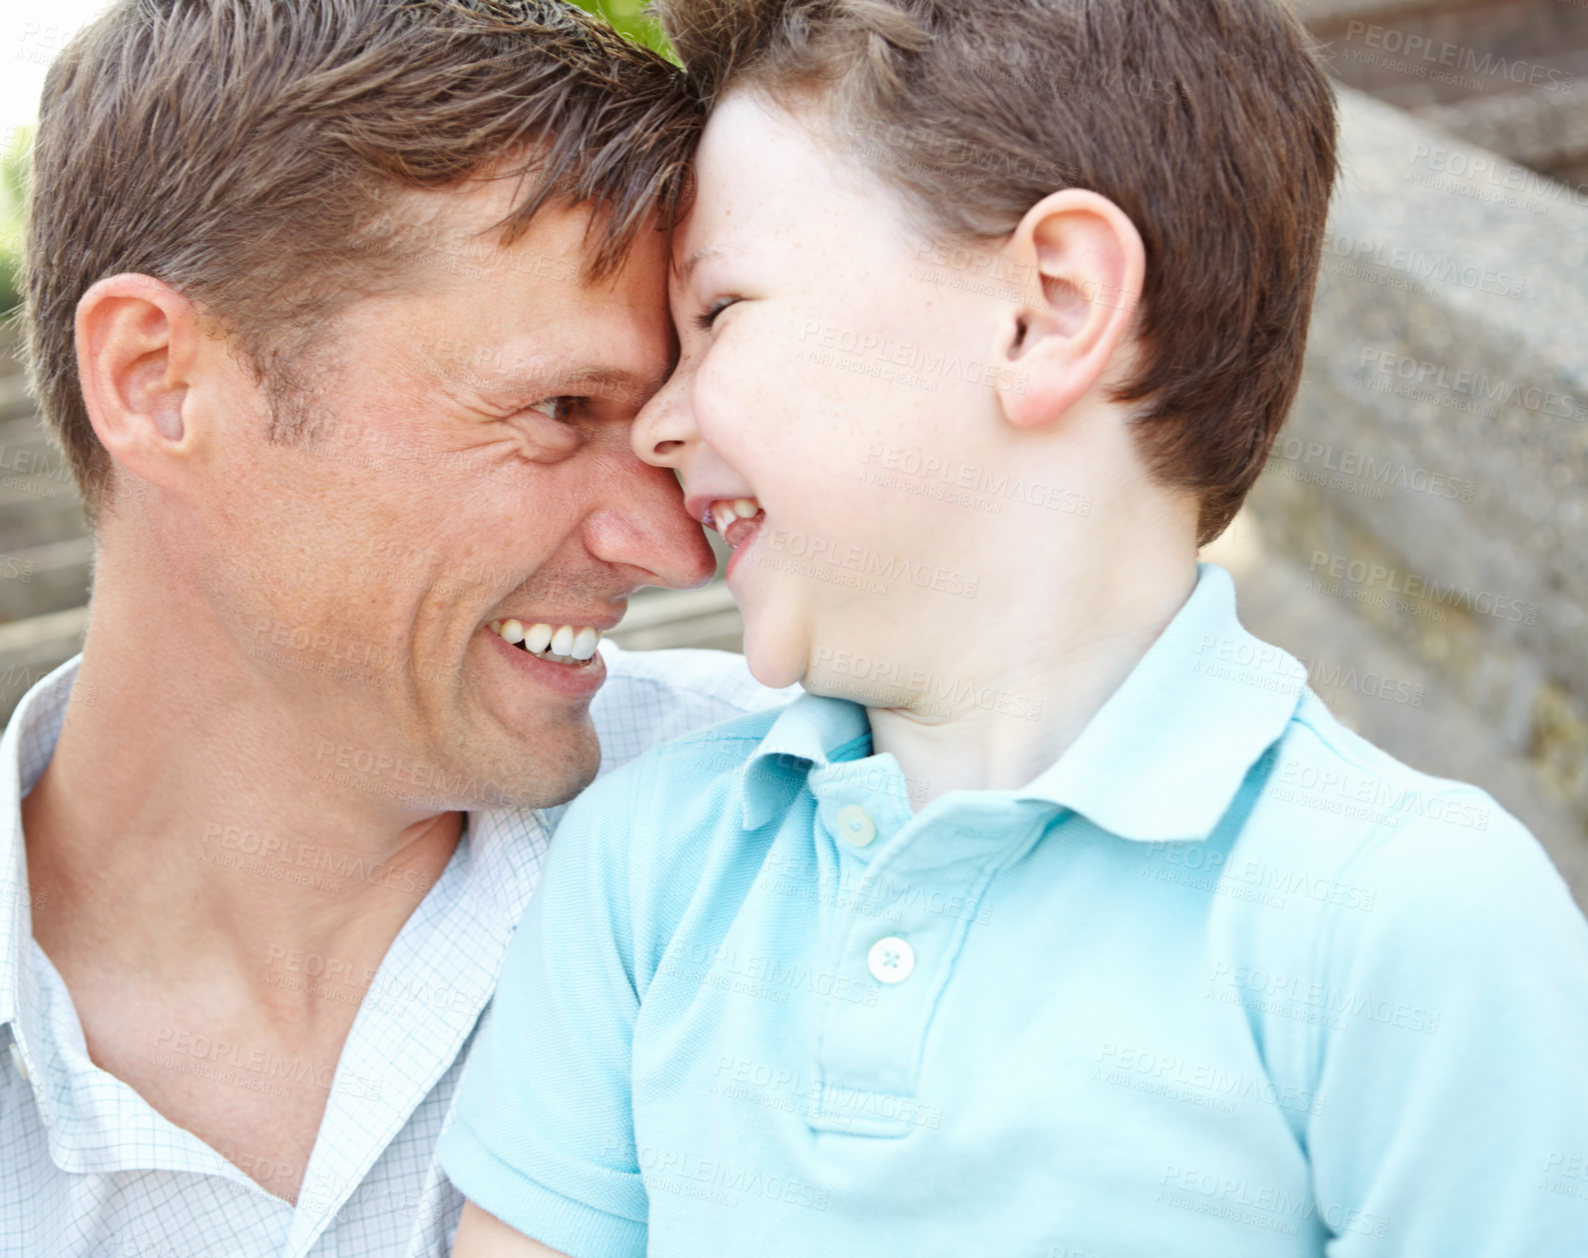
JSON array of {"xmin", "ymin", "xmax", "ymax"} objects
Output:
[
  {"xmin": 488, "ymin": 619, "xmax": 603, "ymax": 662},
  {"xmin": 711, "ymin": 497, "xmax": 762, "ymax": 533}
]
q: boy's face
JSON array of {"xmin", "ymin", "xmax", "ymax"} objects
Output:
[{"xmin": 634, "ymin": 91, "xmax": 1021, "ymax": 695}]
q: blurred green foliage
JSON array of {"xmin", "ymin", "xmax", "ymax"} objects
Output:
[
  {"xmin": 0, "ymin": 127, "xmax": 28, "ymax": 317},
  {"xmin": 569, "ymin": 0, "xmax": 675, "ymax": 60}
]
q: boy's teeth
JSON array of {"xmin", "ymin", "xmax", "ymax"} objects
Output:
[
  {"xmin": 491, "ymin": 620, "xmax": 604, "ymax": 663},
  {"xmin": 711, "ymin": 497, "xmax": 762, "ymax": 533}
]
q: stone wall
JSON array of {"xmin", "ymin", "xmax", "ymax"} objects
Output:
[{"xmin": 1207, "ymin": 86, "xmax": 1588, "ymax": 906}]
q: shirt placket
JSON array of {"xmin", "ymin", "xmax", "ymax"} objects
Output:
[{"xmin": 803, "ymin": 765, "xmax": 1045, "ymax": 1138}]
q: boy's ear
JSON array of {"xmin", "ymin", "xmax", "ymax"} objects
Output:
[
  {"xmin": 995, "ymin": 189, "xmax": 1146, "ymax": 431},
  {"xmin": 75, "ymin": 273, "xmax": 204, "ymax": 497}
]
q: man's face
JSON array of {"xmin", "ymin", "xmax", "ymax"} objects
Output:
[{"xmin": 188, "ymin": 181, "xmax": 715, "ymax": 813}]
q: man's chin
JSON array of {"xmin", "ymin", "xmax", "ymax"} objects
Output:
[{"xmin": 453, "ymin": 719, "xmax": 603, "ymax": 813}]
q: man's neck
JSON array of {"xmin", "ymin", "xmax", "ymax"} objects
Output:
[
  {"xmin": 18, "ymin": 607, "xmax": 463, "ymax": 1202},
  {"xmin": 22, "ymin": 639, "xmax": 462, "ymax": 991}
]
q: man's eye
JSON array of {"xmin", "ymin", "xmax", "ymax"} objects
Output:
[
  {"xmin": 527, "ymin": 397, "xmax": 576, "ymax": 421},
  {"xmin": 693, "ymin": 297, "xmax": 741, "ymax": 333}
]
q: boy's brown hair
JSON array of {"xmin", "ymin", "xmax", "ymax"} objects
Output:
[
  {"xmin": 25, "ymin": 0, "xmax": 704, "ymax": 518},
  {"xmin": 652, "ymin": 0, "xmax": 1338, "ymax": 543}
]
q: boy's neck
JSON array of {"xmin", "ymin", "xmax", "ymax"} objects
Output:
[{"xmin": 866, "ymin": 544, "xmax": 1200, "ymax": 809}]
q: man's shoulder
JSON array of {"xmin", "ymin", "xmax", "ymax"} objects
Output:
[{"xmin": 587, "ymin": 641, "xmax": 796, "ymax": 779}]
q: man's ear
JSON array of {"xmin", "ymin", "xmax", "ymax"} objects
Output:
[
  {"xmin": 994, "ymin": 189, "xmax": 1146, "ymax": 431},
  {"xmin": 74, "ymin": 273, "xmax": 204, "ymax": 496}
]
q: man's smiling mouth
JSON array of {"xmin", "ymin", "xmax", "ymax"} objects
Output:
[{"xmin": 487, "ymin": 619, "xmax": 605, "ymax": 666}]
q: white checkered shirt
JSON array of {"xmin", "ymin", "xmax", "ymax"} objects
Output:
[{"xmin": 0, "ymin": 644, "xmax": 793, "ymax": 1258}]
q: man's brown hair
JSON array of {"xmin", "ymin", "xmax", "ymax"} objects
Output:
[
  {"xmin": 25, "ymin": 0, "xmax": 703, "ymax": 518},
  {"xmin": 653, "ymin": 0, "xmax": 1338, "ymax": 543}
]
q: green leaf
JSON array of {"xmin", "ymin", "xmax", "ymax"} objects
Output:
[{"xmin": 567, "ymin": 0, "xmax": 676, "ymax": 61}]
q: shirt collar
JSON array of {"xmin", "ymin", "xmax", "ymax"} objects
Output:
[
  {"xmin": 740, "ymin": 692, "xmax": 871, "ymax": 830},
  {"xmin": 1008, "ymin": 562, "xmax": 1305, "ymax": 841},
  {"xmin": 739, "ymin": 563, "xmax": 1305, "ymax": 843},
  {"xmin": 0, "ymin": 655, "xmax": 80, "ymax": 1029}
]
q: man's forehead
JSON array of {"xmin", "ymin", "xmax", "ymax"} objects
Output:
[{"xmin": 374, "ymin": 179, "xmax": 599, "ymax": 276}]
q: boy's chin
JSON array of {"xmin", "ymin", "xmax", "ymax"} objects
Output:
[{"xmin": 740, "ymin": 637, "xmax": 805, "ymax": 693}]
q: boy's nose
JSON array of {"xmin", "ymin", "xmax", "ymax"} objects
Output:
[{"xmin": 632, "ymin": 367, "xmax": 698, "ymax": 469}]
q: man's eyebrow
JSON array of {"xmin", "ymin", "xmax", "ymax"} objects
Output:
[{"xmin": 483, "ymin": 364, "xmax": 666, "ymax": 408}]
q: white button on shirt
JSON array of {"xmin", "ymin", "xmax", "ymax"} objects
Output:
[
  {"xmin": 835, "ymin": 803, "xmax": 876, "ymax": 847},
  {"xmin": 0, "ymin": 644, "xmax": 793, "ymax": 1258},
  {"xmin": 867, "ymin": 936, "xmax": 916, "ymax": 983}
]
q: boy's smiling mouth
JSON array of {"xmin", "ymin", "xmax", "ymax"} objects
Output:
[{"xmin": 707, "ymin": 496, "xmax": 765, "ymax": 550}]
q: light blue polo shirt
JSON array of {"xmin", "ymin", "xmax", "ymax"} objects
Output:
[{"xmin": 439, "ymin": 563, "xmax": 1588, "ymax": 1257}]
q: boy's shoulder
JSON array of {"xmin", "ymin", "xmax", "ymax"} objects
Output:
[
  {"xmin": 1272, "ymin": 687, "xmax": 1508, "ymax": 840},
  {"xmin": 558, "ymin": 689, "xmax": 800, "ymax": 848},
  {"xmin": 555, "ymin": 642, "xmax": 797, "ymax": 803},
  {"xmin": 1240, "ymin": 686, "xmax": 1581, "ymax": 985},
  {"xmin": 603, "ymin": 692, "xmax": 793, "ymax": 791}
]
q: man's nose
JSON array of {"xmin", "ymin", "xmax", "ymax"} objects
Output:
[
  {"xmin": 586, "ymin": 447, "xmax": 716, "ymax": 591},
  {"xmin": 631, "ymin": 366, "xmax": 697, "ymax": 469}
]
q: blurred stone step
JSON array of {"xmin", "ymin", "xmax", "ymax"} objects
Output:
[
  {"xmin": 1415, "ymin": 82, "xmax": 1588, "ymax": 178},
  {"xmin": 609, "ymin": 581, "xmax": 744, "ymax": 654},
  {"xmin": 0, "ymin": 374, "xmax": 37, "ymax": 424},
  {"xmin": 0, "ymin": 606, "xmax": 87, "ymax": 724},
  {"xmin": 0, "ymin": 535, "xmax": 92, "ymax": 623},
  {"xmin": 0, "ymin": 486, "xmax": 87, "ymax": 552}
]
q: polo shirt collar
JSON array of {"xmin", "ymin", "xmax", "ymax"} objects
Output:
[
  {"xmin": 1009, "ymin": 562, "xmax": 1305, "ymax": 841},
  {"xmin": 740, "ymin": 692, "xmax": 870, "ymax": 830},
  {"xmin": 739, "ymin": 563, "xmax": 1305, "ymax": 843}
]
